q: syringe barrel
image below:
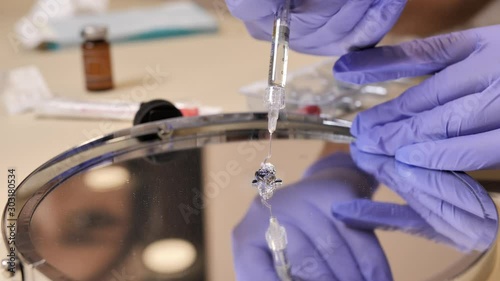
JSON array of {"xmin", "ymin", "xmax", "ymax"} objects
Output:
[
  {"xmin": 268, "ymin": 0, "xmax": 291, "ymax": 88},
  {"xmin": 265, "ymin": 0, "xmax": 292, "ymax": 133},
  {"xmin": 268, "ymin": 24, "xmax": 290, "ymax": 87}
]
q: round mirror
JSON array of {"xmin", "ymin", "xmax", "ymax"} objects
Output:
[{"xmin": 7, "ymin": 113, "xmax": 499, "ymax": 281}]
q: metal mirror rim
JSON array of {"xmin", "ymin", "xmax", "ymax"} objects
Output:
[
  {"xmin": 4, "ymin": 113, "xmax": 352, "ymax": 265},
  {"xmin": 2, "ymin": 112, "xmax": 496, "ymax": 281}
]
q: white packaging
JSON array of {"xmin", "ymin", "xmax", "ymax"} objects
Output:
[{"xmin": 1, "ymin": 66, "xmax": 54, "ymax": 114}]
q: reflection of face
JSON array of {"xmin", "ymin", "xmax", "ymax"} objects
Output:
[{"xmin": 31, "ymin": 167, "xmax": 132, "ymax": 281}]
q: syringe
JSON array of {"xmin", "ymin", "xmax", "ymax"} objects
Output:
[
  {"xmin": 260, "ymin": 5, "xmax": 293, "ymax": 278},
  {"xmin": 265, "ymin": 0, "xmax": 292, "ymax": 134}
]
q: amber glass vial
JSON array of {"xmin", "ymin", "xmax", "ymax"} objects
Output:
[{"xmin": 81, "ymin": 26, "xmax": 114, "ymax": 91}]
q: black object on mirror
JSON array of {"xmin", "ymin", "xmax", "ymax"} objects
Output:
[
  {"xmin": 133, "ymin": 99, "xmax": 183, "ymax": 142},
  {"xmin": 133, "ymin": 99, "xmax": 183, "ymax": 125}
]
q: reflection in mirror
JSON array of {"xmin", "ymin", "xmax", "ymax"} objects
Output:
[
  {"xmin": 234, "ymin": 144, "xmax": 498, "ymax": 281},
  {"xmin": 32, "ymin": 149, "xmax": 205, "ymax": 281},
  {"xmin": 26, "ymin": 140, "xmax": 497, "ymax": 281}
]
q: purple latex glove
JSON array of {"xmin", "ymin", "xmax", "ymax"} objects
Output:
[
  {"xmin": 225, "ymin": 0, "xmax": 407, "ymax": 55},
  {"xmin": 332, "ymin": 147, "xmax": 498, "ymax": 252},
  {"xmin": 334, "ymin": 25, "xmax": 500, "ymax": 170},
  {"xmin": 232, "ymin": 153, "xmax": 392, "ymax": 281}
]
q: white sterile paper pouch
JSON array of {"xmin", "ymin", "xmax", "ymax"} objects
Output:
[{"xmin": 1, "ymin": 66, "xmax": 53, "ymax": 114}]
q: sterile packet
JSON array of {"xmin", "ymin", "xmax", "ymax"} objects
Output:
[
  {"xmin": 34, "ymin": 98, "xmax": 222, "ymax": 120},
  {"xmin": 1, "ymin": 65, "xmax": 221, "ymax": 120},
  {"xmin": 1, "ymin": 66, "xmax": 54, "ymax": 114},
  {"xmin": 240, "ymin": 59, "xmax": 410, "ymax": 120}
]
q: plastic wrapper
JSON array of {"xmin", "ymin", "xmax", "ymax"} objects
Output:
[{"xmin": 240, "ymin": 59, "xmax": 411, "ymax": 120}]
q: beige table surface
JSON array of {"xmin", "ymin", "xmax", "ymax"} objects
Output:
[{"xmin": 0, "ymin": 0, "xmax": 499, "ymax": 280}]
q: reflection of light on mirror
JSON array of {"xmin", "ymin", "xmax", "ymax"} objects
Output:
[
  {"xmin": 142, "ymin": 239, "xmax": 197, "ymax": 275},
  {"xmin": 83, "ymin": 166, "xmax": 129, "ymax": 192}
]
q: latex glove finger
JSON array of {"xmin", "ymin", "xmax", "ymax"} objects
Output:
[
  {"xmin": 303, "ymin": 0, "xmax": 407, "ymax": 56},
  {"xmin": 285, "ymin": 199, "xmax": 392, "ymax": 281},
  {"xmin": 270, "ymin": 187, "xmax": 385, "ymax": 280},
  {"xmin": 227, "ymin": 0, "xmax": 346, "ymax": 31},
  {"xmin": 229, "ymin": 0, "xmax": 406, "ymax": 56},
  {"xmin": 334, "ymin": 30, "xmax": 477, "ymax": 84},
  {"xmin": 226, "ymin": 0, "xmax": 352, "ymax": 20},
  {"xmin": 267, "ymin": 175, "xmax": 390, "ymax": 280},
  {"xmin": 298, "ymin": 152, "xmax": 377, "ymax": 200},
  {"xmin": 232, "ymin": 203, "xmax": 279, "ymax": 281},
  {"xmin": 295, "ymin": 159, "xmax": 391, "ymax": 281},
  {"xmin": 329, "ymin": 217, "xmax": 392, "ymax": 281},
  {"xmin": 232, "ymin": 207, "xmax": 337, "ymax": 281},
  {"xmin": 332, "ymin": 201, "xmax": 449, "ymax": 241},
  {"xmin": 336, "ymin": 29, "xmax": 477, "ymax": 135},
  {"xmin": 354, "ymin": 78, "xmax": 500, "ymax": 155},
  {"xmin": 395, "ymin": 128, "xmax": 500, "ymax": 171},
  {"xmin": 293, "ymin": 0, "xmax": 376, "ymax": 52},
  {"xmin": 283, "ymin": 222, "xmax": 352, "ymax": 281},
  {"xmin": 243, "ymin": 15, "xmax": 274, "ymax": 41},
  {"xmin": 302, "ymin": 152, "xmax": 365, "ymax": 179},
  {"xmin": 348, "ymin": 147, "xmax": 498, "ymax": 250},
  {"xmin": 331, "ymin": 201, "xmax": 489, "ymax": 251},
  {"xmin": 389, "ymin": 161, "xmax": 491, "ymax": 218},
  {"xmin": 350, "ymin": 145, "xmax": 492, "ymax": 218},
  {"xmin": 233, "ymin": 225, "xmax": 338, "ymax": 281},
  {"xmin": 285, "ymin": 225, "xmax": 341, "ymax": 281},
  {"xmin": 350, "ymin": 57, "xmax": 495, "ymax": 136},
  {"xmin": 232, "ymin": 245, "xmax": 278, "ymax": 281},
  {"xmin": 232, "ymin": 198, "xmax": 339, "ymax": 281},
  {"xmin": 402, "ymin": 191, "xmax": 497, "ymax": 251},
  {"xmin": 349, "ymin": 144, "xmax": 396, "ymax": 177},
  {"xmin": 338, "ymin": 0, "xmax": 407, "ymax": 53},
  {"xmin": 244, "ymin": 0, "xmax": 377, "ymax": 54}
]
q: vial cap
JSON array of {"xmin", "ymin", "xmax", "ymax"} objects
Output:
[{"xmin": 81, "ymin": 25, "xmax": 108, "ymax": 41}]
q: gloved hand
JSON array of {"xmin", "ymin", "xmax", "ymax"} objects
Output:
[
  {"xmin": 232, "ymin": 153, "xmax": 393, "ymax": 281},
  {"xmin": 334, "ymin": 25, "xmax": 500, "ymax": 170},
  {"xmin": 332, "ymin": 147, "xmax": 498, "ymax": 252},
  {"xmin": 225, "ymin": 0, "xmax": 407, "ymax": 56}
]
